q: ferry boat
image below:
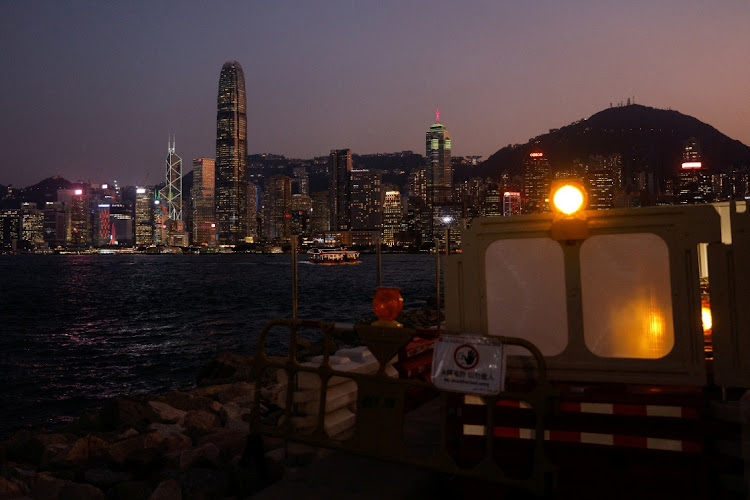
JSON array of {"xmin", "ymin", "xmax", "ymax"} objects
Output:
[{"xmin": 307, "ymin": 247, "xmax": 360, "ymax": 264}]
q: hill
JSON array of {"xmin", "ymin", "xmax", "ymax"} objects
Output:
[{"xmin": 470, "ymin": 104, "xmax": 750, "ymax": 184}]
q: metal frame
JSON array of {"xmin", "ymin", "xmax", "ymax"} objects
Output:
[
  {"xmin": 249, "ymin": 319, "xmax": 558, "ymax": 496},
  {"xmin": 445, "ymin": 205, "xmax": 722, "ymax": 385}
]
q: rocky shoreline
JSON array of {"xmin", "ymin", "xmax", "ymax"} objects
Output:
[{"xmin": 0, "ymin": 305, "xmax": 441, "ymax": 499}]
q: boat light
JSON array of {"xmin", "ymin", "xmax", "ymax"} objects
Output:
[{"xmin": 372, "ymin": 287, "xmax": 404, "ymax": 328}]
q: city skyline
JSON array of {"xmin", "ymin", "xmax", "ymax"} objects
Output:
[{"xmin": 1, "ymin": 1, "xmax": 749, "ymax": 187}]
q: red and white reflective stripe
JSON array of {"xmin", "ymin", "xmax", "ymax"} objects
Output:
[
  {"xmin": 463, "ymin": 395, "xmax": 699, "ymax": 419},
  {"xmin": 462, "ymin": 425, "xmax": 701, "ymax": 453}
]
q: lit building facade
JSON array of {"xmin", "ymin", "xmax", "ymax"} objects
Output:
[
  {"xmin": 0, "ymin": 209, "xmax": 20, "ymax": 252},
  {"xmin": 502, "ymin": 191, "xmax": 522, "ymax": 216},
  {"xmin": 191, "ymin": 158, "xmax": 216, "ymax": 246},
  {"xmin": 523, "ymin": 151, "xmax": 550, "ymax": 214},
  {"xmin": 134, "ymin": 187, "xmax": 153, "ymax": 246},
  {"xmin": 586, "ymin": 170, "xmax": 616, "ymax": 210},
  {"xmin": 43, "ymin": 202, "xmax": 66, "ymax": 248},
  {"xmin": 426, "ymin": 110, "xmax": 452, "ymax": 205},
  {"xmin": 263, "ymin": 175, "xmax": 292, "ymax": 242},
  {"xmin": 677, "ymin": 137, "xmax": 712, "ymax": 203},
  {"xmin": 381, "ymin": 190, "xmax": 402, "ymax": 246},
  {"xmin": 329, "ymin": 149, "xmax": 352, "ymax": 231},
  {"xmin": 20, "ymin": 202, "xmax": 45, "ymax": 248},
  {"xmin": 310, "ymin": 191, "xmax": 331, "ymax": 235},
  {"xmin": 350, "ymin": 169, "xmax": 382, "ymax": 230},
  {"xmin": 215, "ymin": 60, "xmax": 248, "ymax": 245}
]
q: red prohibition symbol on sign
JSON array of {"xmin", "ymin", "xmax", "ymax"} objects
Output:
[{"xmin": 454, "ymin": 344, "xmax": 479, "ymax": 370}]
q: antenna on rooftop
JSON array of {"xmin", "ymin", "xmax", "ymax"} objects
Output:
[{"xmin": 436, "ymin": 107, "xmax": 440, "ymax": 124}]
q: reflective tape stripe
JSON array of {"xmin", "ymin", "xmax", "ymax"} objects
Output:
[
  {"xmin": 466, "ymin": 426, "xmax": 701, "ymax": 453},
  {"xmin": 465, "ymin": 396, "xmax": 698, "ymax": 419}
]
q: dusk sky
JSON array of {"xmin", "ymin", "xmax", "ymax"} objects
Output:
[{"xmin": 1, "ymin": 1, "xmax": 748, "ymax": 188}]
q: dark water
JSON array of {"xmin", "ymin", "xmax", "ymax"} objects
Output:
[{"xmin": 0, "ymin": 253, "xmax": 436, "ymax": 437}]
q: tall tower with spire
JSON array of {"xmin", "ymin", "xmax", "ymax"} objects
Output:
[
  {"xmin": 163, "ymin": 135, "xmax": 182, "ymax": 224},
  {"xmin": 215, "ymin": 61, "xmax": 248, "ymax": 245},
  {"xmin": 425, "ymin": 109, "xmax": 452, "ymax": 205}
]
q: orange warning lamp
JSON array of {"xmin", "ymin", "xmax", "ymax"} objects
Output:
[
  {"xmin": 549, "ymin": 180, "xmax": 589, "ymax": 241},
  {"xmin": 372, "ymin": 287, "xmax": 404, "ymax": 328},
  {"xmin": 550, "ymin": 181, "xmax": 587, "ymax": 215}
]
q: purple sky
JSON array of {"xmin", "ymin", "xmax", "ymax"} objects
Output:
[{"xmin": 1, "ymin": 1, "xmax": 748, "ymax": 187}]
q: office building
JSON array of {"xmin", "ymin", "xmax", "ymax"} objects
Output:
[
  {"xmin": 329, "ymin": 149, "xmax": 352, "ymax": 230},
  {"xmin": 523, "ymin": 151, "xmax": 551, "ymax": 214},
  {"xmin": 192, "ymin": 158, "xmax": 216, "ymax": 246},
  {"xmin": 426, "ymin": 110, "xmax": 452, "ymax": 205},
  {"xmin": 350, "ymin": 169, "xmax": 382, "ymax": 230},
  {"xmin": 263, "ymin": 175, "xmax": 292, "ymax": 242},
  {"xmin": 215, "ymin": 60, "xmax": 248, "ymax": 245},
  {"xmin": 382, "ymin": 190, "xmax": 402, "ymax": 246}
]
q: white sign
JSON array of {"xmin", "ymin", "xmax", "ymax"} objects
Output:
[{"xmin": 431, "ymin": 335, "xmax": 505, "ymax": 395}]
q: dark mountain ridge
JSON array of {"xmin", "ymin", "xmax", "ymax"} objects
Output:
[{"xmin": 470, "ymin": 104, "xmax": 750, "ymax": 185}]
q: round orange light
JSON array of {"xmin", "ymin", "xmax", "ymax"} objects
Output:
[
  {"xmin": 372, "ymin": 287, "xmax": 404, "ymax": 322},
  {"xmin": 552, "ymin": 185, "xmax": 585, "ymax": 214}
]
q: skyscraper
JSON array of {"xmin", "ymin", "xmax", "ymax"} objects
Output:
[
  {"xmin": 426, "ymin": 110, "xmax": 452, "ymax": 205},
  {"xmin": 263, "ymin": 175, "xmax": 292, "ymax": 242},
  {"xmin": 134, "ymin": 187, "xmax": 153, "ymax": 246},
  {"xmin": 215, "ymin": 61, "xmax": 248, "ymax": 245},
  {"xmin": 191, "ymin": 158, "xmax": 215, "ymax": 246},
  {"xmin": 329, "ymin": 149, "xmax": 352, "ymax": 231},
  {"xmin": 523, "ymin": 151, "xmax": 550, "ymax": 214},
  {"xmin": 350, "ymin": 169, "xmax": 382, "ymax": 230}
]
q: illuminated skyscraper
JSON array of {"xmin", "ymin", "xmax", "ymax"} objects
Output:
[
  {"xmin": 523, "ymin": 151, "xmax": 550, "ymax": 214},
  {"xmin": 215, "ymin": 61, "xmax": 248, "ymax": 245},
  {"xmin": 263, "ymin": 175, "xmax": 292, "ymax": 242},
  {"xmin": 162, "ymin": 137, "xmax": 183, "ymax": 224},
  {"xmin": 350, "ymin": 169, "xmax": 382, "ymax": 230},
  {"xmin": 134, "ymin": 187, "xmax": 153, "ymax": 246},
  {"xmin": 329, "ymin": 149, "xmax": 352, "ymax": 230},
  {"xmin": 191, "ymin": 158, "xmax": 215, "ymax": 246},
  {"xmin": 382, "ymin": 190, "xmax": 402, "ymax": 246},
  {"xmin": 426, "ymin": 110, "xmax": 452, "ymax": 205}
]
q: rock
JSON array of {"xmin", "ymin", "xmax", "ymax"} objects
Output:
[
  {"xmin": 31, "ymin": 473, "xmax": 69, "ymax": 500},
  {"xmin": 156, "ymin": 391, "xmax": 215, "ymax": 413},
  {"xmin": 100, "ymin": 397, "xmax": 158, "ymax": 432},
  {"xmin": 148, "ymin": 422, "xmax": 185, "ymax": 439},
  {"xmin": 106, "ymin": 480, "xmax": 153, "ymax": 500},
  {"xmin": 124, "ymin": 447, "xmax": 166, "ymax": 477},
  {"xmin": 196, "ymin": 352, "xmax": 255, "ymax": 386},
  {"xmin": 0, "ymin": 476, "xmax": 23, "ymax": 497},
  {"xmin": 118, "ymin": 428, "xmax": 139, "ymax": 440},
  {"xmin": 162, "ymin": 433, "xmax": 192, "ymax": 453},
  {"xmin": 148, "ymin": 401, "xmax": 187, "ymax": 424},
  {"xmin": 216, "ymin": 382, "xmax": 255, "ymax": 406},
  {"xmin": 149, "ymin": 478, "xmax": 181, "ymax": 500},
  {"xmin": 6, "ymin": 429, "xmax": 44, "ymax": 464},
  {"xmin": 83, "ymin": 467, "xmax": 133, "ymax": 488},
  {"xmin": 197, "ymin": 429, "xmax": 247, "ymax": 458},
  {"xmin": 179, "ymin": 443, "xmax": 220, "ymax": 469},
  {"xmin": 178, "ymin": 468, "xmax": 229, "ymax": 498},
  {"xmin": 105, "ymin": 432, "xmax": 164, "ymax": 465},
  {"xmin": 210, "ymin": 401, "xmax": 223, "ymax": 413},
  {"xmin": 64, "ymin": 435, "xmax": 108, "ymax": 465},
  {"xmin": 58, "ymin": 482, "xmax": 106, "ymax": 499},
  {"xmin": 183, "ymin": 410, "xmax": 219, "ymax": 437}
]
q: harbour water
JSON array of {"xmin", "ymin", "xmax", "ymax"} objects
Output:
[{"xmin": 0, "ymin": 253, "xmax": 437, "ymax": 437}]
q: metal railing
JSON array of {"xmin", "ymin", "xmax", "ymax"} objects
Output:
[{"xmin": 248, "ymin": 318, "xmax": 558, "ymax": 496}]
